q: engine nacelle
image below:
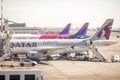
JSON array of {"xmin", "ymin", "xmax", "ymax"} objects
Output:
[{"xmin": 26, "ymin": 50, "xmax": 44, "ymax": 60}]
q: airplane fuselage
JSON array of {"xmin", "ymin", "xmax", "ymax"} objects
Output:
[
  {"xmin": 9, "ymin": 39, "xmax": 116, "ymax": 54},
  {"xmin": 10, "ymin": 39, "xmax": 88, "ymax": 54}
]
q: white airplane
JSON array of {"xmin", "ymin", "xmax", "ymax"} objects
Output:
[{"xmin": 9, "ymin": 19, "xmax": 116, "ymax": 60}]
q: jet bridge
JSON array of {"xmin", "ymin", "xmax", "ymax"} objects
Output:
[
  {"xmin": 0, "ymin": 31, "xmax": 12, "ymax": 61},
  {"xmin": 0, "ymin": 18, "xmax": 14, "ymax": 61},
  {"xmin": 91, "ymin": 48, "xmax": 106, "ymax": 62}
]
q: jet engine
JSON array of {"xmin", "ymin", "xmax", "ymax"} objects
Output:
[{"xmin": 26, "ymin": 50, "xmax": 44, "ymax": 60}]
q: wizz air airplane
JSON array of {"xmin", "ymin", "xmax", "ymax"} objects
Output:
[
  {"xmin": 9, "ymin": 19, "xmax": 117, "ymax": 60},
  {"xmin": 12, "ymin": 22, "xmax": 89, "ymax": 39}
]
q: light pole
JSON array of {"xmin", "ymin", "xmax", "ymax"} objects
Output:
[{"xmin": 1, "ymin": 0, "xmax": 3, "ymax": 31}]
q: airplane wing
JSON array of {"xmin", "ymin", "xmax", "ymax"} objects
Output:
[
  {"xmin": 34, "ymin": 46, "xmax": 75, "ymax": 55},
  {"xmin": 39, "ymin": 47, "xmax": 64, "ymax": 53}
]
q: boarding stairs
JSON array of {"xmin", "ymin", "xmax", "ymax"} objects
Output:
[{"xmin": 91, "ymin": 48, "xmax": 106, "ymax": 62}]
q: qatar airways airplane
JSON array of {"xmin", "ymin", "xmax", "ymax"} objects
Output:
[
  {"xmin": 11, "ymin": 22, "xmax": 89, "ymax": 40},
  {"xmin": 9, "ymin": 19, "xmax": 116, "ymax": 60}
]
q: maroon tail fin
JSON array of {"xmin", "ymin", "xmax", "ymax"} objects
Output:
[{"xmin": 91, "ymin": 19, "xmax": 114, "ymax": 40}]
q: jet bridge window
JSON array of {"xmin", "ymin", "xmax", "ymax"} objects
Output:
[
  {"xmin": 25, "ymin": 74, "xmax": 35, "ymax": 80},
  {"xmin": 10, "ymin": 75, "xmax": 20, "ymax": 80},
  {"xmin": 0, "ymin": 75, "xmax": 5, "ymax": 80}
]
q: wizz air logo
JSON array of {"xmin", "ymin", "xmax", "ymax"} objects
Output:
[{"xmin": 97, "ymin": 22, "xmax": 112, "ymax": 40}]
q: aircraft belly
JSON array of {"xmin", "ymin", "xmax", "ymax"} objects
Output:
[
  {"xmin": 51, "ymin": 47, "xmax": 89, "ymax": 54},
  {"xmin": 11, "ymin": 47, "xmax": 40, "ymax": 54}
]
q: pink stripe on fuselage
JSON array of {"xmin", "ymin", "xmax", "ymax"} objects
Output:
[
  {"xmin": 40, "ymin": 34, "xmax": 58, "ymax": 39},
  {"xmin": 32, "ymin": 33, "xmax": 72, "ymax": 39}
]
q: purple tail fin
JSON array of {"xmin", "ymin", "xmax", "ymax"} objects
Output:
[
  {"xmin": 59, "ymin": 23, "xmax": 71, "ymax": 34},
  {"xmin": 70, "ymin": 23, "xmax": 89, "ymax": 39}
]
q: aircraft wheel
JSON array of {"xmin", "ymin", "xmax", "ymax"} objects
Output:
[
  {"xmin": 21, "ymin": 63, "xmax": 24, "ymax": 66},
  {"xmin": 46, "ymin": 55, "xmax": 52, "ymax": 61},
  {"xmin": 32, "ymin": 63, "xmax": 35, "ymax": 66}
]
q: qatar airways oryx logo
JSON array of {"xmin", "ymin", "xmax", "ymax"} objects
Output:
[
  {"xmin": 10, "ymin": 42, "xmax": 38, "ymax": 48},
  {"xmin": 97, "ymin": 22, "xmax": 112, "ymax": 40}
]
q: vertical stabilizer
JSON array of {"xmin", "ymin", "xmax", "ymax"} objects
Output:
[
  {"xmin": 71, "ymin": 22, "xmax": 89, "ymax": 38},
  {"xmin": 59, "ymin": 23, "xmax": 71, "ymax": 34},
  {"xmin": 91, "ymin": 19, "xmax": 114, "ymax": 40}
]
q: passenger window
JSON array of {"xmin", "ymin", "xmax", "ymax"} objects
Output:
[
  {"xmin": 25, "ymin": 75, "xmax": 35, "ymax": 80},
  {"xmin": 10, "ymin": 75, "xmax": 20, "ymax": 80},
  {"xmin": 25, "ymin": 60, "xmax": 30, "ymax": 62},
  {"xmin": 0, "ymin": 75, "xmax": 5, "ymax": 80}
]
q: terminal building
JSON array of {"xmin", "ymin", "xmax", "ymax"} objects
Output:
[
  {"xmin": 0, "ymin": 19, "xmax": 63, "ymax": 34},
  {"xmin": 5, "ymin": 23, "xmax": 61, "ymax": 34},
  {"xmin": 5, "ymin": 23, "xmax": 42, "ymax": 34}
]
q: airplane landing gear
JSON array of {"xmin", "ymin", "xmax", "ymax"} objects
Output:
[{"xmin": 46, "ymin": 55, "xmax": 53, "ymax": 61}]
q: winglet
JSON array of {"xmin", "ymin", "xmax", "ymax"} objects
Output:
[
  {"xmin": 91, "ymin": 19, "xmax": 114, "ymax": 40},
  {"xmin": 59, "ymin": 23, "xmax": 71, "ymax": 34}
]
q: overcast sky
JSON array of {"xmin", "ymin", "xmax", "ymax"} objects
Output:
[{"xmin": 2, "ymin": 0, "xmax": 120, "ymax": 28}]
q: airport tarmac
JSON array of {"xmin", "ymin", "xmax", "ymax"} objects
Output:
[
  {"xmin": 43, "ymin": 61, "xmax": 120, "ymax": 80},
  {"xmin": 0, "ymin": 60, "xmax": 120, "ymax": 80}
]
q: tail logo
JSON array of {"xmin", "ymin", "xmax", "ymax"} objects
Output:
[
  {"xmin": 97, "ymin": 29, "xmax": 105, "ymax": 39},
  {"xmin": 97, "ymin": 22, "xmax": 112, "ymax": 40}
]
